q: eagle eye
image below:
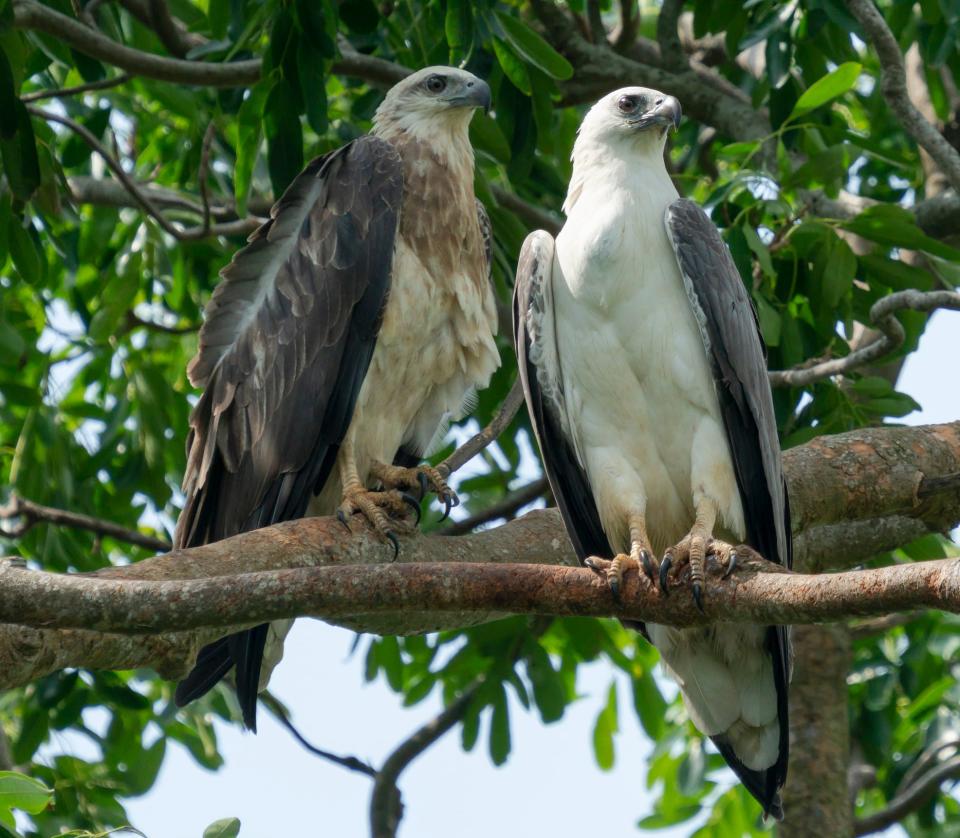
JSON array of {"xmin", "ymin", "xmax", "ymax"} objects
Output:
[
  {"xmin": 617, "ymin": 95, "xmax": 639, "ymax": 114},
  {"xmin": 425, "ymin": 75, "xmax": 447, "ymax": 94}
]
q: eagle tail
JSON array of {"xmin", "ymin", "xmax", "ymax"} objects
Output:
[{"xmin": 174, "ymin": 624, "xmax": 269, "ymax": 731}]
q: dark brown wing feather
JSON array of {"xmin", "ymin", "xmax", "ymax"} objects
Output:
[
  {"xmin": 512, "ymin": 231, "xmax": 611, "ymax": 563},
  {"xmin": 174, "ymin": 136, "xmax": 404, "ymax": 729},
  {"xmin": 665, "ymin": 197, "xmax": 792, "ymax": 819}
]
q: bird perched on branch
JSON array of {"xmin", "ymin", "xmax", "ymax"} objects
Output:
[
  {"xmin": 174, "ymin": 67, "xmax": 499, "ymax": 730},
  {"xmin": 513, "ymin": 88, "xmax": 791, "ymax": 817}
]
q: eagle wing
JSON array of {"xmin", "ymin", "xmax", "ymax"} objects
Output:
[
  {"xmin": 665, "ymin": 197, "xmax": 791, "ymax": 814},
  {"xmin": 512, "ymin": 230, "xmax": 610, "ymax": 563},
  {"xmin": 174, "ymin": 135, "xmax": 404, "ymax": 727}
]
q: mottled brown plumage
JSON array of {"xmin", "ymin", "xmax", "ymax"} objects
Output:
[{"xmin": 174, "ymin": 67, "xmax": 498, "ymax": 730}]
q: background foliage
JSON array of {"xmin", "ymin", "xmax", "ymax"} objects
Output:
[{"xmin": 1, "ymin": 0, "xmax": 959, "ymax": 834}]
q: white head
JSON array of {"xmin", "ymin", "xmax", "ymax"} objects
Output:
[
  {"xmin": 373, "ymin": 66, "xmax": 491, "ymax": 144},
  {"xmin": 564, "ymin": 87, "xmax": 681, "ymax": 213}
]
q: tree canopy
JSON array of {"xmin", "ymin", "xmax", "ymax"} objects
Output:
[{"xmin": 1, "ymin": 0, "xmax": 960, "ymax": 835}]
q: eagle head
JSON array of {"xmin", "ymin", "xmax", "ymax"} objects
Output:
[
  {"xmin": 373, "ymin": 67, "xmax": 491, "ymax": 141},
  {"xmin": 575, "ymin": 86, "xmax": 681, "ymax": 155}
]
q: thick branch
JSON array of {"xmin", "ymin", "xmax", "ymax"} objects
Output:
[
  {"xmin": 769, "ymin": 290, "xmax": 960, "ymax": 388},
  {"xmin": 1, "ymin": 421, "xmax": 958, "ymax": 687},
  {"xmin": 12, "ymin": 0, "xmax": 408, "ymax": 89},
  {"xmin": 656, "ymin": 0, "xmax": 686, "ymax": 71},
  {"xmin": 847, "ymin": 0, "xmax": 960, "ymax": 194}
]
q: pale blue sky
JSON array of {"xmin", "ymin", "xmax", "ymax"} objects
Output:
[{"xmin": 117, "ymin": 312, "xmax": 959, "ymax": 838}]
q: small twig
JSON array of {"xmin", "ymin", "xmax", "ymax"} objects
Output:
[
  {"xmin": 656, "ymin": 0, "xmax": 686, "ymax": 70},
  {"xmin": 769, "ymin": 290, "xmax": 960, "ymax": 388},
  {"xmin": 611, "ymin": 0, "xmax": 639, "ymax": 52},
  {"xmin": 854, "ymin": 755, "xmax": 960, "ymax": 835},
  {"xmin": 27, "ymin": 106, "xmax": 256, "ymax": 241},
  {"xmin": 585, "ymin": 0, "xmax": 605, "ymax": 44},
  {"xmin": 125, "ymin": 311, "xmax": 198, "ymax": 335},
  {"xmin": 369, "ymin": 675, "xmax": 484, "ymax": 838},
  {"xmin": 146, "ymin": 0, "xmax": 193, "ymax": 57},
  {"xmin": 849, "ymin": 611, "xmax": 922, "ymax": 639},
  {"xmin": 197, "ymin": 122, "xmax": 217, "ymax": 237},
  {"xmin": 0, "ymin": 494, "xmax": 169, "ymax": 552},
  {"xmin": 491, "ymin": 185, "xmax": 562, "ymax": 236},
  {"xmin": 437, "ymin": 379, "xmax": 525, "ymax": 478},
  {"xmin": 441, "ymin": 478, "xmax": 549, "ymax": 536},
  {"xmin": 21, "ymin": 73, "xmax": 131, "ymax": 102},
  {"xmin": 258, "ymin": 690, "xmax": 377, "ymax": 778},
  {"xmin": 847, "ymin": 0, "xmax": 960, "ymax": 194}
]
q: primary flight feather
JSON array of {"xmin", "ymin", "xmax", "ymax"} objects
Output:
[
  {"xmin": 174, "ymin": 67, "xmax": 499, "ymax": 730},
  {"xmin": 513, "ymin": 87, "xmax": 791, "ymax": 817}
]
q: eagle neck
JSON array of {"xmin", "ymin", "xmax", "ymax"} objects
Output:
[{"xmin": 564, "ymin": 141, "xmax": 675, "ymax": 216}]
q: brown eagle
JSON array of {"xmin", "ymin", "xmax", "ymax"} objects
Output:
[{"xmin": 174, "ymin": 67, "xmax": 498, "ymax": 730}]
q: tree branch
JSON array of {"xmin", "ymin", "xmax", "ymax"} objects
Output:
[
  {"xmin": 848, "ymin": 610, "xmax": 922, "ymax": 640},
  {"xmin": 441, "ymin": 478, "xmax": 549, "ymax": 536},
  {"xmin": 768, "ymin": 290, "xmax": 960, "ymax": 388},
  {"xmin": 0, "ymin": 493, "xmax": 169, "ymax": 552},
  {"xmin": 27, "ymin": 106, "xmax": 259, "ymax": 240},
  {"xmin": 847, "ymin": 0, "xmax": 960, "ymax": 195},
  {"xmin": 490, "ymin": 185, "xmax": 562, "ymax": 237},
  {"xmin": 12, "ymin": 0, "xmax": 409, "ymax": 89},
  {"xmin": 0, "ymin": 421, "xmax": 958, "ymax": 688},
  {"xmin": 656, "ymin": 0, "xmax": 686, "ymax": 71},
  {"xmin": 854, "ymin": 755, "xmax": 960, "ymax": 835},
  {"xmin": 438, "ymin": 379, "xmax": 524, "ymax": 478},
  {"xmin": 21, "ymin": 73, "xmax": 131, "ymax": 102}
]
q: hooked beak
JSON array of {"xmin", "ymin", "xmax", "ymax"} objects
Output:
[
  {"xmin": 448, "ymin": 79, "xmax": 492, "ymax": 114},
  {"xmin": 653, "ymin": 95, "xmax": 682, "ymax": 130}
]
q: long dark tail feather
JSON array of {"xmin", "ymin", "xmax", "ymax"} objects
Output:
[
  {"xmin": 713, "ymin": 739, "xmax": 784, "ymax": 821},
  {"xmin": 230, "ymin": 624, "xmax": 270, "ymax": 732},
  {"xmin": 175, "ymin": 637, "xmax": 234, "ymax": 708}
]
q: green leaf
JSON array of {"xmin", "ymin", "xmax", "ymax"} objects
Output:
[
  {"xmin": 234, "ymin": 81, "xmax": 268, "ymax": 216},
  {"xmin": 469, "ymin": 112, "xmax": 510, "ymax": 164},
  {"xmin": 789, "ymin": 61, "xmax": 861, "ymax": 118},
  {"xmin": 296, "ymin": 40, "xmax": 328, "ymax": 135},
  {"xmin": 494, "ymin": 11, "xmax": 574, "ymax": 80},
  {"xmin": 841, "ymin": 205, "xmax": 960, "ymax": 262},
  {"xmin": 203, "ymin": 817, "xmax": 241, "ymax": 838},
  {"xmin": 0, "ymin": 47, "xmax": 16, "ymax": 140},
  {"xmin": 264, "ymin": 78, "xmax": 304, "ymax": 198},
  {"xmin": 444, "ymin": 0, "xmax": 474, "ymax": 63},
  {"xmin": 488, "ymin": 684, "xmax": 511, "ymax": 766},
  {"xmin": 491, "ymin": 37, "xmax": 531, "ymax": 96},
  {"xmin": 0, "ymin": 100, "xmax": 40, "ymax": 201},
  {"xmin": 0, "ymin": 771, "xmax": 53, "ymax": 816},
  {"xmin": 631, "ymin": 670, "xmax": 667, "ymax": 739},
  {"xmin": 8, "ymin": 217, "xmax": 43, "ymax": 284},
  {"xmin": 592, "ymin": 682, "xmax": 618, "ymax": 771}
]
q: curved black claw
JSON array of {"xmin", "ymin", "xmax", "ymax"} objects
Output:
[
  {"xmin": 416, "ymin": 471, "xmax": 429, "ymax": 501},
  {"xmin": 401, "ymin": 492, "xmax": 422, "ymax": 525},
  {"xmin": 639, "ymin": 549, "xmax": 656, "ymax": 583},
  {"xmin": 659, "ymin": 554, "xmax": 673, "ymax": 596},
  {"xmin": 438, "ymin": 494, "xmax": 453, "ymax": 523},
  {"xmin": 609, "ymin": 575, "xmax": 622, "ymax": 603},
  {"xmin": 386, "ymin": 530, "xmax": 400, "ymax": 560},
  {"xmin": 722, "ymin": 549, "xmax": 738, "ymax": 580},
  {"xmin": 692, "ymin": 582, "xmax": 704, "ymax": 613},
  {"xmin": 336, "ymin": 509, "xmax": 351, "ymax": 531}
]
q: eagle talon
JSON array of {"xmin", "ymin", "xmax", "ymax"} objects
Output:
[
  {"xmin": 336, "ymin": 509, "xmax": 351, "ymax": 530},
  {"xmin": 401, "ymin": 492, "xmax": 422, "ymax": 524},
  {"xmin": 692, "ymin": 582, "xmax": 704, "ymax": 613},
  {"xmin": 659, "ymin": 554, "xmax": 673, "ymax": 595},
  {"xmin": 639, "ymin": 549, "xmax": 656, "ymax": 583},
  {"xmin": 417, "ymin": 471, "xmax": 429, "ymax": 501},
  {"xmin": 386, "ymin": 530, "xmax": 400, "ymax": 560},
  {"xmin": 722, "ymin": 549, "xmax": 738, "ymax": 579}
]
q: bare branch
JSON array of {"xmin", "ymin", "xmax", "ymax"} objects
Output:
[
  {"xmin": 125, "ymin": 311, "xmax": 198, "ymax": 336},
  {"xmin": 656, "ymin": 0, "xmax": 686, "ymax": 71},
  {"xmin": 370, "ymin": 677, "xmax": 483, "ymax": 838},
  {"xmin": 847, "ymin": 0, "xmax": 960, "ymax": 194},
  {"xmin": 197, "ymin": 122, "xmax": 217, "ymax": 238},
  {"xmin": 28, "ymin": 106, "xmax": 258, "ymax": 240},
  {"xmin": 145, "ymin": 0, "xmax": 193, "ymax": 58},
  {"xmin": 490, "ymin": 185, "xmax": 562, "ymax": 237},
  {"xmin": 21, "ymin": 73, "xmax": 131, "ymax": 102},
  {"xmin": 585, "ymin": 0, "xmax": 605, "ymax": 44},
  {"xmin": 0, "ymin": 494, "xmax": 169, "ymax": 552},
  {"xmin": 441, "ymin": 478, "xmax": 549, "ymax": 536},
  {"xmin": 12, "ymin": 0, "xmax": 409, "ymax": 89},
  {"xmin": 611, "ymin": 0, "xmax": 639, "ymax": 53},
  {"xmin": 769, "ymin": 290, "xmax": 960, "ymax": 388},
  {"xmin": 258, "ymin": 691, "xmax": 377, "ymax": 778},
  {"xmin": 438, "ymin": 379, "xmax": 525, "ymax": 478},
  {"xmin": 4, "ymin": 551, "xmax": 960, "ymax": 645},
  {"xmin": 854, "ymin": 755, "xmax": 960, "ymax": 835},
  {"xmin": 849, "ymin": 611, "xmax": 922, "ymax": 639}
]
